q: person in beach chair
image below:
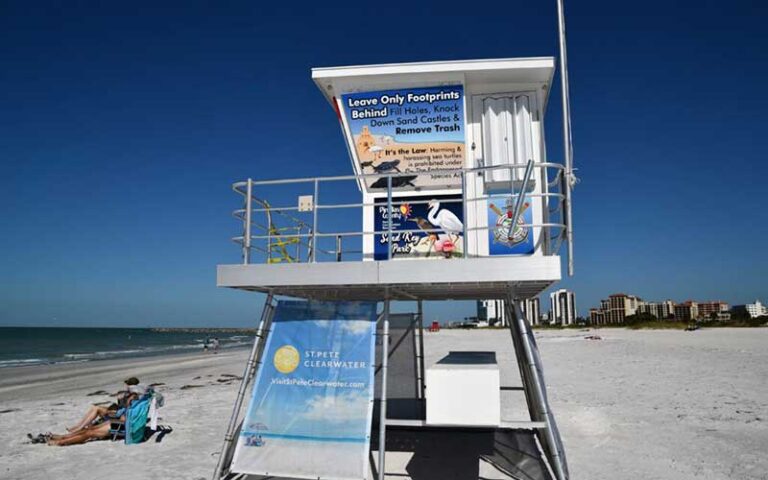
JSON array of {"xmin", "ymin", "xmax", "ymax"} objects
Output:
[
  {"xmin": 42, "ymin": 392, "xmax": 151, "ymax": 446},
  {"xmin": 63, "ymin": 377, "xmax": 147, "ymax": 434},
  {"xmin": 29, "ymin": 379, "xmax": 165, "ymax": 446}
]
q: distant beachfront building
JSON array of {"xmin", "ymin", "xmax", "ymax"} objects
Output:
[
  {"xmin": 674, "ymin": 301, "xmax": 699, "ymax": 322},
  {"xmin": 588, "ymin": 308, "xmax": 605, "ymax": 325},
  {"xmin": 549, "ymin": 289, "xmax": 576, "ymax": 326},
  {"xmin": 697, "ymin": 301, "xmax": 730, "ymax": 319},
  {"xmin": 589, "ymin": 293, "xmax": 641, "ymax": 325},
  {"xmin": 637, "ymin": 300, "xmax": 675, "ymax": 319},
  {"xmin": 591, "ymin": 296, "xmax": 737, "ymax": 324},
  {"xmin": 477, "ymin": 299, "xmax": 507, "ymax": 326},
  {"xmin": 746, "ymin": 300, "xmax": 768, "ymax": 318},
  {"xmin": 477, "ymin": 297, "xmax": 541, "ymax": 326},
  {"xmin": 521, "ymin": 297, "xmax": 541, "ymax": 326}
]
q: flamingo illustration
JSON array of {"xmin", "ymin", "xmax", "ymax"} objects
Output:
[{"xmin": 427, "ymin": 200, "xmax": 464, "ymax": 244}]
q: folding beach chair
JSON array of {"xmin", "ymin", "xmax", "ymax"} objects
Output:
[{"xmin": 110, "ymin": 388, "xmax": 163, "ymax": 444}]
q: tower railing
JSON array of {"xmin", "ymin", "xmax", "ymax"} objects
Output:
[{"xmin": 231, "ymin": 161, "xmax": 569, "ymax": 265}]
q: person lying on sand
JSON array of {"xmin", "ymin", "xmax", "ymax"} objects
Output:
[
  {"xmin": 32, "ymin": 419, "xmax": 117, "ymax": 446},
  {"xmin": 28, "ymin": 377, "xmax": 146, "ymax": 446}
]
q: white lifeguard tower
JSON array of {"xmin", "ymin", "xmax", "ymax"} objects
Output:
[{"xmin": 212, "ymin": 13, "xmax": 576, "ymax": 480}]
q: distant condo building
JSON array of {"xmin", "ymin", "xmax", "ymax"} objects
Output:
[
  {"xmin": 590, "ymin": 294, "xmax": 742, "ymax": 325},
  {"xmin": 697, "ymin": 300, "xmax": 730, "ymax": 319},
  {"xmin": 521, "ymin": 297, "xmax": 541, "ymax": 326},
  {"xmin": 477, "ymin": 297, "xmax": 541, "ymax": 326},
  {"xmin": 477, "ymin": 299, "xmax": 507, "ymax": 326},
  {"xmin": 674, "ymin": 301, "xmax": 698, "ymax": 322},
  {"xmin": 549, "ymin": 289, "xmax": 576, "ymax": 325},
  {"xmin": 589, "ymin": 293, "xmax": 641, "ymax": 325},
  {"xmin": 637, "ymin": 300, "xmax": 675, "ymax": 319},
  {"xmin": 746, "ymin": 300, "xmax": 767, "ymax": 318}
]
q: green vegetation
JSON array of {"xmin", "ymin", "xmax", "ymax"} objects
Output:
[
  {"xmin": 531, "ymin": 323, "xmax": 586, "ymax": 330},
  {"xmin": 626, "ymin": 321, "xmax": 689, "ymax": 330},
  {"xmin": 491, "ymin": 312, "xmax": 768, "ymax": 331},
  {"xmin": 590, "ymin": 311, "xmax": 768, "ymax": 330},
  {"xmin": 698, "ymin": 317, "xmax": 768, "ymax": 328}
]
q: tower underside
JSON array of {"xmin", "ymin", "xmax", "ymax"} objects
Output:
[{"xmin": 218, "ymin": 256, "xmax": 560, "ymax": 301}]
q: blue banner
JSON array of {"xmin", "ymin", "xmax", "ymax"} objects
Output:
[
  {"xmin": 231, "ymin": 301, "xmax": 378, "ymax": 480},
  {"xmin": 487, "ymin": 195, "xmax": 535, "ymax": 255},
  {"xmin": 374, "ymin": 194, "xmax": 464, "ymax": 260}
]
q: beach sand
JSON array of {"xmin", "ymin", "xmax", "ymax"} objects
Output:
[{"xmin": 1, "ymin": 328, "xmax": 766, "ymax": 480}]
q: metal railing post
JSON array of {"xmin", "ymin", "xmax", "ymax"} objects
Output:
[
  {"xmin": 386, "ymin": 176, "xmax": 393, "ymax": 260},
  {"xmin": 416, "ymin": 300, "xmax": 426, "ymax": 409},
  {"xmin": 507, "ymin": 160, "xmax": 534, "ymax": 241},
  {"xmin": 336, "ymin": 234, "xmax": 342, "ymax": 262},
  {"xmin": 461, "ymin": 170, "xmax": 469, "ymax": 258},
  {"xmin": 312, "ymin": 179, "xmax": 319, "ymax": 263},
  {"xmin": 243, "ymin": 178, "xmax": 253, "ymax": 265},
  {"xmin": 307, "ymin": 227, "xmax": 314, "ymax": 262},
  {"xmin": 557, "ymin": 0, "xmax": 576, "ymax": 276},
  {"xmin": 296, "ymin": 226, "xmax": 302, "ymax": 262}
]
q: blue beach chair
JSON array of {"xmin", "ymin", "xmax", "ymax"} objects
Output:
[{"xmin": 110, "ymin": 393, "xmax": 152, "ymax": 444}]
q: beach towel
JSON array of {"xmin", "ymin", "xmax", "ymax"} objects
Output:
[{"xmin": 125, "ymin": 396, "xmax": 151, "ymax": 445}]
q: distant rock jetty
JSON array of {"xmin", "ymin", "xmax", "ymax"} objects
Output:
[{"xmin": 150, "ymin": 328, "xmax": 256, "ymax": 334}]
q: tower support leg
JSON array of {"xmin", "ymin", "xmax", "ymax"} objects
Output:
[
  {"xmin": 416, "ymin": 300, "xmax": 426, "ymax": 412},
  {"xmin": 377, "ymin": 292, "xmax": 391, "ymax": 480},
  {"xmin": 212, "ymin": 292, "xmax": 276, "ymax": 480},
  {"xmin": 505, "ymin": 296, "xmax": 570, "ymax": 480}
]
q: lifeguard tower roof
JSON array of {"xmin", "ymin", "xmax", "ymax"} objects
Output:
[
  {"xmin": 313, "ymin": 57, "xmax": 555, "ymax": 107},
  {"xmin": 218, "ymin": 56, "xmax": 568, "ymax": 302}
]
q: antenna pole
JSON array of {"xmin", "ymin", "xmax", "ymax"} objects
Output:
[{"xmin": 556, "ymin": 0, "xmax": 575, "ymax": 276}]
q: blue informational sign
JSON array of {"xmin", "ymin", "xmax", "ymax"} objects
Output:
[
  {"xmin": 231, "ymin": 301, "xmax": 378, "ymax": 480},
  {"xmin": 487, "ymin": 195, "xmax": 535, "ymax": 255},
  {"xmin": 374, "ymin": 194, "xmax": 464, "ymax": 260},
  {"xmin": 341, "ymin": 86, "xmax": 465, "ymax": 190}
]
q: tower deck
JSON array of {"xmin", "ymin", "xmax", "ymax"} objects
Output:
[
  {"xmin": 217, "ymin": 255, "xmax": 560, "ymax": 301},
  {"xmin": 218, "ymin": 163, "xmax": 566, "ymax": 301}
]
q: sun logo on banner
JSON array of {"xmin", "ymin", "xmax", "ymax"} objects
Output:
[
  {"xmin": 399, "ymin": 203, "xmax": 412, "ymax": 217},
  {"xmin": 273, "ymin": 345, "xmax": 300, "ymax": 374}
]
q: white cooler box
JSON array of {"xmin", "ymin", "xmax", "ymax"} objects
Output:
[{"xmin": 425, "ymin": 351, "xmax": 501, "ymax": 427}]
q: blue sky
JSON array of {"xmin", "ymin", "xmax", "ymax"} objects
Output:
[{"xmin": 1, "ymin": 1, "xmax": 766, "ymax": 326}]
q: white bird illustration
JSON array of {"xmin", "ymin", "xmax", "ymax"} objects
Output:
[{"xmin": 427, "ymin": 199, "xmax": 464, "ymax": 243}]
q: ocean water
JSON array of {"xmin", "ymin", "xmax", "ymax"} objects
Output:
[{"xmin": 0, "ymin": 327, "xmax": 255, "ymax": 368}]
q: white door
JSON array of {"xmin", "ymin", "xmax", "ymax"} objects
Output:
[{"xmin": 474, "ymin": 92, "xmax": 537, "ymax": 187}]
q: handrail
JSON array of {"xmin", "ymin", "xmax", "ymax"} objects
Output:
[
  {"xmin": 231, "ymin": 162, "xmax": 565, "ymax": 190},
  {"xmin": 231, "ymin": 160, "xmax": 570, "ymax": 263}
]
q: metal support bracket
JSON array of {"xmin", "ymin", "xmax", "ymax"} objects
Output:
[
  {"xmin": 505, "ymin": 296, "xmax": 569, "ymax": 480},
  {"xmin": 212, "ymin": 293, "xmax": 276, "ymax": 480}
]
